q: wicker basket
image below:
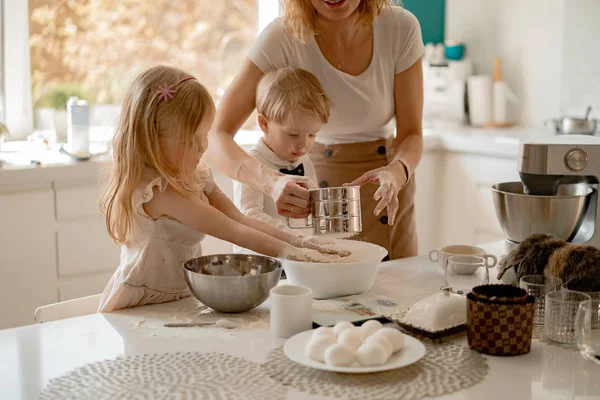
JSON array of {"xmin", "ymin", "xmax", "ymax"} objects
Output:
[{"xmin": 466, "ymin": 285, "xmax": 535, "ymax": 356}]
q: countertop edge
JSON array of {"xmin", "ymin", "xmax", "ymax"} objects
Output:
[{"xmin": 0, "ymin": 127, "xmax": 547, "ymax": 191}]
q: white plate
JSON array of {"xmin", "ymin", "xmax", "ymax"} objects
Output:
[{"xmin": 283, "ymin": 330, "xmax": 426, "ymax": 374}]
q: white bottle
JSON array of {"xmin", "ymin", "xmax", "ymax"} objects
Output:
[{"xmin": 66, "ymin": 97, "xmax": 90, "ymax": 154}]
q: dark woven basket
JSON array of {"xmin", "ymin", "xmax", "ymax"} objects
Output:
[
  {"xmin": 471, "ymin": 284, "xmax": 530, "ymax": 304},
  {"xmin": 466, "ymin": 290, "xmax": 535, "ymax": 356}
]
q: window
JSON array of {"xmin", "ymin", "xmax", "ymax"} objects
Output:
[{"xmin": 2, "ymin": 0, "xmax": 280, "ymax": 138}]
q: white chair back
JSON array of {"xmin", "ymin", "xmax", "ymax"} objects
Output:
[{"xmin": 34, "ymin": 294, "xmax": 102, "ymax": 323}]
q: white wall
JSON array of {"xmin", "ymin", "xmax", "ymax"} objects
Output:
[
  {"xmin": 560, "ymin": 0, "xmax": 600, "ymax": 118},
  {"xmin": 445, "ymin": 0, "xmax": 566, "ymax": 126}
]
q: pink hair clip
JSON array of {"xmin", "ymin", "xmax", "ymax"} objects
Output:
[
  {"xmin": 155, "ymin": 76, "xmax": 197, "ymax": 102},
  {"xmin": 156, "ymin": 84, "xmax": 175, "ymax": 101}
]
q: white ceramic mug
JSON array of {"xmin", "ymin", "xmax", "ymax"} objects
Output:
[
  {"xmin": 429, "ymin": 245, "xmax": 497, "ymax": 274},
  {"xmin": 270, "ymin": 285, "xmax": 313, "ymax": 339}
]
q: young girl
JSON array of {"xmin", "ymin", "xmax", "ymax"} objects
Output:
[{"xmin": 98, "ymin": 65, "xmax": 343, "ymax": 312}]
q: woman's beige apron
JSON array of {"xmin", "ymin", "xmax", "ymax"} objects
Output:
[{"xmin": 310, "ymin": 138, "xmax": 417, "ymax": 260}]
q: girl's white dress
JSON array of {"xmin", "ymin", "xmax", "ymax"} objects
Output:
[{"xmin": 98, "ymin": 168, "xmax": 214, "ymax": 312}]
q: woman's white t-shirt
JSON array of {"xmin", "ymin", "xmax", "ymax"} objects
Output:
[{"xmin": 247, "ymin": 6, "xmax": 425, "ymax": 145}]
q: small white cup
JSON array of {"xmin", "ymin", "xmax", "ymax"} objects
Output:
[
  {"xmin": 270, "ymin": 285, "xmax": 313, "ymax": 339},
  {"xmin": 429, "ymin": 245, "xmax": 497, "ymax": 273}
]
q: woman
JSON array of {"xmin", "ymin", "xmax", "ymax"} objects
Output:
[{"xmin": 206, "ymin": 0, "xmax": 424, "ymax": 259}]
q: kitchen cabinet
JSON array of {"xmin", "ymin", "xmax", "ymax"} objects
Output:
[
  {"xmin": 414, "ymin": 150, "xmax": 444, "ymax": 254},
  {"xmin": 58, "ymin": 272, "xmax": 114, "ymax": 302},
  {"xmin": 0, "ymin": 182, "xmax": 122, "ymax": 328},
  {"xmin": 439, "ymin": 152, "xmax": 519, "ymax": 248},
  {"xmin": 56, "ymin": 219, "xmax": 120, "ymax": 276},
  {"xmin": 0, "ymin": 190, "xmax": 57, "ymax": 329},
  {"xmin": 53, "ymin": 182, "xmax": 121, "ymax": 304}
]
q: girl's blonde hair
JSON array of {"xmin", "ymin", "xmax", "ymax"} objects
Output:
[
  {"xmin": 100, "ymin": 65, "xmax": 214, "ymax": 245},
  {"xmin": 256, "ymin": 67, "xmax": 332, "ymax": 124},
  {"xmin": 282, "ymin": 0, "xmax": 392, "ymax": 42}
]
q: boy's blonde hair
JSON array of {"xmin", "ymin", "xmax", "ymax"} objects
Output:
[
  {"xmin": 282, "ymin": 0, "xmax": 391, "ymax": 43},
  {"xmin": 256, "ymin": 67, "xmax": 331, "ymax": 125},
  {"xmin": 100, "ymin": 65, "xmax": 214, "ymax": 245}
]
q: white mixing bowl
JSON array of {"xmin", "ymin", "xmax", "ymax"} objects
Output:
[{"xmin": 281, "ymin": 240, "xmax": 388, "ymax": 299}]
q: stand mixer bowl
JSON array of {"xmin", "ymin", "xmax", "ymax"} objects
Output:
[{"xmin": 491, "ymin": 182, "xmax": 592, "ymax": 242}]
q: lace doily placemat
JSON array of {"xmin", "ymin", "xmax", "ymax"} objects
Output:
[
  {"xmin": 262, "ymin": 337, "xmax": 488, "ymax": 400},
  {"xmin": 40, "ymin": 352, "xmax": 286, "ymax": 400}
]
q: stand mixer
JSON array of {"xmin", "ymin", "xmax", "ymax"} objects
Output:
[{"xmin": 492, "ymin": 134, "xmax": 600, "ymax": 251}]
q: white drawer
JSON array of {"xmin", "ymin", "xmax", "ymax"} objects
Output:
[
  {"xmin": 451, "ymin": 154, "xmax": 520, "ymax": 186},
  {"xmin": 57, "ymin": 219, "xmax": 120, "ymax": 277},
  {"xmin": 55, "ymin": 185, "xmax": 103, "ymax": 220},
  {"xmin": 58, "ymin": 273, "xmax": 113, "ymax": 302}
]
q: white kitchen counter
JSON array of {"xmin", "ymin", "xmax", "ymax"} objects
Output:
[
  {"xmin": 1, "ymin": 241, "xmax": 598, "ymax": 400},
  {"xmin": 0, "ymin": 126, "xmax": 549, "ymax": 192}
]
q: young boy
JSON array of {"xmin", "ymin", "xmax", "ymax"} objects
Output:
[{"xmin": 234, "ymin": 67, "xmax": 332, "ymax": 245}]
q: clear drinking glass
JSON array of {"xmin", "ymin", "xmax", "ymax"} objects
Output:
[
  {"xmin": 562, "ymin": 283, "xmax": 600, "ymax": 328},
  {"xmin": 445, "ymin": 255, "xmax": 489, "ymax": 295},
  {"xmin": 545, "ymin": 290, "xmax": 591, "ymax": 345},
  {"xmin": 576, "ymin": 299, "xmax": 600, "ymax": 364},
  {"xmin": 520, "ymin": 275, "xmax": 563, "ymax": 325}
]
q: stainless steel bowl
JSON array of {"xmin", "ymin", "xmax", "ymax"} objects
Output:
[
  {"xmin": 545, "ymin": 118, "xmax": 598, "ymax": 135},
  {"xmin": 183, "ymin": 254, "xmax": 281, "ymax": 313},
  {"xmin": 491, "ymin": 182, "xmax": 592, "ymax": 242}
]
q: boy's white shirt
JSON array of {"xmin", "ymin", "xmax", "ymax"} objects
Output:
[{"xmin": 233, "ymin": 138, "xmax": 317, "ymax": 252}]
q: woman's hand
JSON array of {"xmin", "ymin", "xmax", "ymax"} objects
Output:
[
  {"xmin": 345, "ymin": 160, "xmax": 408, "ymax": 226},
  {"xmin": 266, "ymin": 175, "xmax": 317, "ymax": 219}
]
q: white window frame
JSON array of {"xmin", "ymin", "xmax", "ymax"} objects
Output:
[{"xmin": 2, "ymin": 0, "xmax": 282, "ymax": 139}]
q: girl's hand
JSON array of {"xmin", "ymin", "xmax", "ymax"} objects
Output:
[
  {"xmin": 266, "ymin": 175, "xmax": 318, "ymax": 219},
  {"xmin": 344, "ymin": 161, "xmax": 408, "ymax": 226},
  {"xmin": 301, "ymin": 236, "xmax": 336, "ymax": 246},
  {"xmin": 281, "ymin": 247, "xmax": 349, "ymax": 263},
  {"xmin": 294, "ymin": 236, "xmax": 351, "ymax": 258}
]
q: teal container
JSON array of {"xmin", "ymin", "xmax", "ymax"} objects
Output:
[{"xmin": 445, "ymin": 43, "xmax": 465, "ymax": 60}]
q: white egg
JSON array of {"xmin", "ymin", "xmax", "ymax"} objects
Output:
[
  {"xmin": 305, "ymin": 334, "xmax": 336, "ymax": 362},
  {"xmin": 359, "ymin": 320, "xmax": 383, "ymax": 338},
  {"xmin": 364, "ymin": 335, "xmax": 393, "ymax": 359},
  {"xmin": 313, "ymin": 327, "xmax": 335, "ymax": 339},
  {"xmin": 374, "ymin": 328, "xmax": 405, "ymax": 353},
  {"xmin": 324, "ymin": 344, "xmax": 355, "ymax": 367},
  {"xmin": 356, "ymin": 342, "xmax": 389, "ymax": 367},
  {"xmin": 337, "ymin": 327, "xmax": 364, "ymax": 351},
  {"xmin": 332, "ymin": 321, "xmax": 354, "ymax": 336}
]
